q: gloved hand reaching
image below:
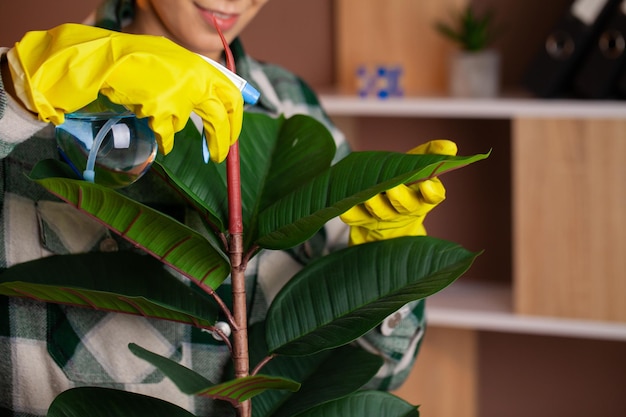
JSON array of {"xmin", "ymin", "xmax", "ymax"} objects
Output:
[
  {"xmin": 6, "ymin": 23, "xmax": 243, "ymax": 162},
  {"xmin": 340, "ymin": 140, "xmax": 458, "ymax": 245}
]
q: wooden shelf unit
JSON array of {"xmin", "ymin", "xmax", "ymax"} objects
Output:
[{"xmin": 319, "ymin": 94, "xmax": 626, "ymax": 120}]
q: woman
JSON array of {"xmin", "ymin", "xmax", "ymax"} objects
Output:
[{"xmin": 0, "ymin": 1, "xmax": 444, "ymax": 415}]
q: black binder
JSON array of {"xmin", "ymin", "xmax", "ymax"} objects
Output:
[
  {"xmin": 574, "ymin": 0, "xmax": 626, "ymax": 98},
  {"xmin": 523, "ymin": 0, "xmax": 622, "ymax": 98},
  {"xmin": 617, "ymin": 64, "xmax": 626, "ymax": 96}
]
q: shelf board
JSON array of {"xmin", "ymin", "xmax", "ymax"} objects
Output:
[
  {"xmin": 426, "ymin": 279, "xmax": 626, "ymax": 341},
  {"xmin": 319, "ymin": 93, "xmax": 626, "ymax": 120}
]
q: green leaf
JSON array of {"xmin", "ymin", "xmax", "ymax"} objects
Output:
[
  {"xmin": 0, "ymin": 252, "xmax": 218, "ymax": 327},
  {"xmin": 266, "ymin": 236, "xmax": 480, "ymax": 355},
  {"xmin": 47, "ymin": 387, "xmax": 196, "ymax": 417},
  {"xmin": 29, "ymin": 153, "xmax": 82, "ymax": 180},
  {"xmin": 256, "ymin": 151, "xmax": 489, "ymax": 249},
  {"xmin": 129, "ymin": 343, "xmax": 300, "ymax": 405},
  {"xmin": 295, "ymin": 391, "xmax": 419, "ymax": 417},
  {"xmin": 30, "ymin": 162, "xmax": 230, "ymax": 290},
  {"xmin": 239, "ymin": 113, "xmax": 335, "ymax": 249},
  {"xmin": 200, "ymin": 375, "xmax": 300, "ymax": 405},
  {"xmin": 154, "ymin": 120, "xmax": 228, "ymax": 232},
  {"xmin": 253, "ymin": 346, "xmax": 383, "ymax": 417},
  {"xmin": 245, "ymin": 323, "xmax": 383, "ymax": 417},
  {"xmin": 128, "ymin": 343, "xmax": 213, "ymax": 394},
  {"xmin": 155, "ymin": 113, "xmax": 336, "ymax": 250},
  {"xmin": 250, "ymin": 114, "xmax": 336, "ymax": 211},
  {"xmin": 435, "ymin": 5, "xmax": 496, "ymax": 51}
]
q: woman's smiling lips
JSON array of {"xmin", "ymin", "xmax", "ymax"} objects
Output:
[{"xmin": 196, "ymin": 5, "xmax": 240, "ymax": 32}]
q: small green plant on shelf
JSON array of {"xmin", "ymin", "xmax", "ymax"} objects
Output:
[{"xmin": 435, "ymin": 5, "xmax": 498, "ymax": 52}]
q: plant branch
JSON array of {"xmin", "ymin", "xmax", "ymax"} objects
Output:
[
  {"xmin": 227, "ymin": 141, "xmax": 250, "ymax": 417},
  {"xmin": 251, "ymin": 354, "xmax": 276, "ymax": 376},
  {"xmin": 207, "ymin": 325, "xmax": 233, "ymax": 352},
  {"xmin": 242, "ymin": 244, "xmax": 260, "ymax": 271},
  {"xmin": 195, "ymin": 281, "xmax": 238, "ymax": 330}
]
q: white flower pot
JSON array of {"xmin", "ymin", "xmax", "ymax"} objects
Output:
[{"xmin": 448, "ymin": 49, "xmax": 500, "ymax": 98}]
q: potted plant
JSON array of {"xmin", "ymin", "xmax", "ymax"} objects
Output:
[
  {"xmin": 435, "ymin": 5, "xmax": 501, "ymax": 98},
  {"xmin": 0, "ymin": 111, "xmax": 488, "ymax": 417}
]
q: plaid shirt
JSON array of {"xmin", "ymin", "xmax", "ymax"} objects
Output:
[{"xmin": 0, "ymin": 1, "xmax": 424, "ymax": 415}]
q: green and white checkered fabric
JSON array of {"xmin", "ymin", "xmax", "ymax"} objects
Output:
[{"xmin": 0, "ymin": 1, "xmax": 425, "ymax": 415}]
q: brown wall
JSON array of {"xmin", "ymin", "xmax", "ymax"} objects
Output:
[
  {"xmin": 0, "ymin": 0, "xmax": 574, "ymax": 89},
  {"xmin": 0, "ymin": 0, "xmax": 334, "ymax": 88},
  {"xmin": 0, "ymin": 0, "xmax": 101, "ymax": 45},
  {"xmin": 479, "ymin": 332, "xmax": 626, "ymax": 417},
  {"xmin": 240, "ymin": 0, "xmax": 335, "ymax": 87}
]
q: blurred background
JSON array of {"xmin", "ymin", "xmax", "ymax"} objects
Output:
[{"xmin": 1, "ymin": 1, "xmax": 625, "ymax": 416}]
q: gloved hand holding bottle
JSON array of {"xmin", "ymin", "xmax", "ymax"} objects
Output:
[
  {"xmin": 340, "ymin": 139, "xmax": 458, "ymax": 245},
  {"xmin": 6, "ymin": 23, "xmax": 243, "ymax": 162}
]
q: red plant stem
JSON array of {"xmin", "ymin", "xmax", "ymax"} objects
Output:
[
  {"xmin": 228, "ymin": 144, "xmax": 249, "ymax": 399},
  {"xmin": 227, "ymin": 143, "xmax": 244, "ymax": 235},
  {"xmin": 213, "ymin": 16, "xmax": 250, "ymax": 417}
]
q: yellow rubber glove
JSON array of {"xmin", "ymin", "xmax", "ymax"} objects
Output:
[
  {"xmin": 6, "ymin": 23, "xmax": 243, "ymax": 162},
  {"xmin": 340, "ymin": 139, "xmax": 458, "ymax": 245}
]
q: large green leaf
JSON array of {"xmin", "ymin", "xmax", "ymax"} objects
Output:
[
  {"xmin": 0, "ymin": 252, "xmax": 218, "ymax": 327},
  {"xmin": 256, "ymin": 151, "xmax": 489, "ymax": 249},
  {"xmin": 246, "ymin": 323, "xmax": 383, "ymax": 417},
  {"xmin": 266, "ymin": 236, "xmax": 480, "ymax": 355},
  {"xmin": 129, "ymin": 342, "xmax": 213, "ymax": 393},
  {"xmin": 155, "ymin": 113, "xmax": 337, "ymax": 250},
  {"xmin": 294, "ymin": 391, "xmax": 419, "ymax": 417},
  {"xmin": 30, "ymin": 161, "xmax": 230, "ymax": 290},
  {"xmin": 129, "ymin": 343, "xmax": 300, "ymax": 405},
  {"xmin": 198, "ymin": 374, "xmax": 300, "ymax": 405},
  {"xmin": 255, "ymin": 346, "xmax": 383, "ymax": 417},
  {"xmin": 47, "ymin": 387, "xmax": 196, "ymax": 417},
  {"xmin": 154, "ymin": 120, "xmax": 228, "ymax": 232}
]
